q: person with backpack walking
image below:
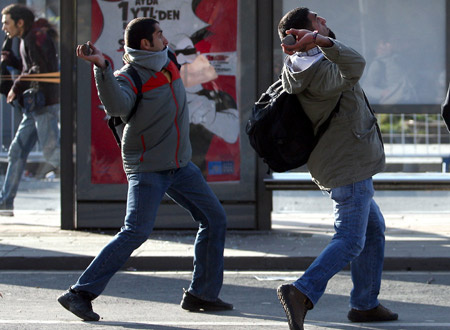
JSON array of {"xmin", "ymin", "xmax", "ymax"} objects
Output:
[
  {"xmin": 0, "ymin": 4, "xmax": 60, "ymax": 216},
  {"xmin": 276, "ymin": 7, "xmax": 398, "ymax": 329},
  {"xmin": 57, "ymin": 17, "xmax": 232, "ymax": 321}
]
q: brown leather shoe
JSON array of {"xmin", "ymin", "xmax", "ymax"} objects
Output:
[
  {"xmin": 277, "ymin": 284, "xmax": 313, "ymax": 330},
  {"xmin": 348, "ymin": 304, "xmax": 398, "ymax": 322}
]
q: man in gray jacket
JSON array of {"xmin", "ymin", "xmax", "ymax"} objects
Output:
[
  {"xmin": 276, "ymin": 7, "xmax": 398, "ymax": 330},
  {"xmin": 57, "ymin": 18, "xmax": 232, "ymax": 321}
]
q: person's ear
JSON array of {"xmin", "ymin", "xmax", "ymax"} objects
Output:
[
  {"xmin": 140, "ymin": 38, "xmax": 151, "ymax": 50},
  {"xmin": 16, "ymin": 18, "xmax": 24, "ymax": 29}
]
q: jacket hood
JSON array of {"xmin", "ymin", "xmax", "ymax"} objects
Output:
[
  {"xmin": 281, "ymin": 56, "xmax": 323, "ymax": 94},
  {"xmin": 123, "ymin": 46, "xmax": 169, "ymax": 72}
]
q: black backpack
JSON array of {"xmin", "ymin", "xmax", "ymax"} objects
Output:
[
  {"xmin": 246, "ymin": 79, "xmax": 340, "ymax": 173},
  {"xmin": 107, "ymin": 64, "xmax": 143, "ymax": 148}
]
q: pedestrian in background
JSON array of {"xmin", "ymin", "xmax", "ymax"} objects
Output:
[
  {"xmin": 276, "ymin": 7, "xmax": 398, "ymax": 329},
  {"xmin": 57, "ymin": 17, "xmax": 232, "ymax": 321},
  {"xmin": 0, "ymin": 4, "xmax": 60, "ymax": 217}
]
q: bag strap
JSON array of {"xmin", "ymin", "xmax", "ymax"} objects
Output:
[
  {"xmin": 315, "ymin": 94, "xmax": 342, "ymax": 141},
  {"xmin": 362, "ymin": 91, "xmax": 375, "ymax": 115},
  {"xmin": 107, "ymin": 116, "xmax": 123, "ymax": 147},
  {"xmin": 123, "ymin": 52, "xmax": 179, "ymax": 120},
  {"xmin": 362, "ymin": 90, "xmax": 384, "ymax": 145},
  {"xmin": 107, "ymin": 64, "xmax": 143, "ymax": 148},
  {"xmin": 168, "ymin": 48, "xmax": 181, "ymax": 70},
  {"xmin": 123, "ymin": 64, "xmax": 143, "ymax": 123}
]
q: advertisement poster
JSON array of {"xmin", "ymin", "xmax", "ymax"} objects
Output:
[{"xmin": 90, "ymin": 0, "xmax": 240, "ymax": 184}]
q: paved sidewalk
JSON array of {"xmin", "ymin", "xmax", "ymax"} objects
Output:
[
  {"xmin": 0, "ymin": 210, "xmax": 449, "ymax": 271},
  {"xmin": 2, "ymin": 270, "xmax": 450, "ymax": 329}
]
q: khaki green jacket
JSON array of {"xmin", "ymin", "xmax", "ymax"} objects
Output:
[{"xmin": 281, "ymin": 39, "xmax": 385, "ymax": 190}]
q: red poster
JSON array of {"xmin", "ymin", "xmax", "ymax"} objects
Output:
[{"xmin": 90, "ymin": 0, "xmax": 240, "ymax": 184}]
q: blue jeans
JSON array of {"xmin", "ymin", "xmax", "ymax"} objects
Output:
[
  {"xmin": 0, "ymin": 103, "xmax": 60, "ymax": 207},
  {"xmin": 293, "ymin": 178, "xmax": 386, "ymax": 310},
  {"xmin": 73, "ymin": 162, "xmax": 227, "ymax": 301}
]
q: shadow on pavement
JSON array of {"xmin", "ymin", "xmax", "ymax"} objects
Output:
[{"xmin": 1, "ymin": 271, "xmax": 450, "ymax": 327}]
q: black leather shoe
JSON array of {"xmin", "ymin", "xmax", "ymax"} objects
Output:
[
  {"xmin": 57, "ymin": 288, "xmax": 100, "ymax": 321},
  {"xmin": 0, "ymin": 201, "xmax": 13, "ymax": 217},
  {"xmin": 348, "ymin": 304, "xmax": 398, "ymax": 322},
  {"xmin": 180, "ymin": 289, "xmax": 233, "ymax": 311},
  {"xmin": 277, "ymin": 284, "xmax": 313, "ymax": 330}
]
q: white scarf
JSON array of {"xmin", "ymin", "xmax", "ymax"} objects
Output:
[{"xmin": 286, "ymin": 47, "xmax": 324, "ymax": 73}]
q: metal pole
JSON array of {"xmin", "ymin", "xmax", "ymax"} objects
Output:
[
  {"xmin": 255, "ymin": 0, "xmax": 274, "ymax": 230},
  {"xmin": 60, "ymin": 0, "xmax": 76, "ymax": 229}
]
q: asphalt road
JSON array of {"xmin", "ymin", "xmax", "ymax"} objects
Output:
[{"xmin": 0, "ymin": 271, "xmax": 449, "ymax": 329}]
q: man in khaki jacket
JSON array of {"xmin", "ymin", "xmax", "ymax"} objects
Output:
[{"xmin": 276, "ymin": 7, "xmax": 398, "ymax": 330}]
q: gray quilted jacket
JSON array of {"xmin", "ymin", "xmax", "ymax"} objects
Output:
[{"xmin": 94, "ymin": 47, "xmax": 191, "ymax": 174}]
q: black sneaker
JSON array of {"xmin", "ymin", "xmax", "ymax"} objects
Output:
[
  {"xmin": 0, "ymin": 202, "xmax": 13, "ymax": 217},
  {"xmin": 277, "ymin": 284, "xmax": 313, "ymax": 330},
  {"xmin": 57, "ymin": 288, "xmax": 100, "ymax": 321},
  {"xmin": 180, "ymin": 289, "xmax": 233, "ymax": 312},
  {"xmin": 348, "ymin": 304, "xmax": 398, "ymax": 322}
]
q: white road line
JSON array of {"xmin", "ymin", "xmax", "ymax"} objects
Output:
[
  {"xmin": 309, "ymin": 321, "xmax": 450, "ymax": 328},
  {"xmin": 0, "ymin": 320, "xmax": 450, "ymax": 327}
]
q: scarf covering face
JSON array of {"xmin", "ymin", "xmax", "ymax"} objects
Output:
[{"xmin": 123, "ymin": 46, "xmax": 169, "ymax": 72}]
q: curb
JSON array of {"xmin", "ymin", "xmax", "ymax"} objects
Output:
[{"xmin": 1, "ymin": 256, "xmax": 450, "ymax": 271}]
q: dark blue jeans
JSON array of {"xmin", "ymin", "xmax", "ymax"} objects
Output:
[
  {"xmin": 73, "ymin": 162, "xmax": 228, "ymax": 301},
  {"xmin": 294, "ymin": 178, "xmax": 386, "ymax": 310},
  {"xmin": 0, "ymin": 104, "xmax": 60, "ymax": 207}
]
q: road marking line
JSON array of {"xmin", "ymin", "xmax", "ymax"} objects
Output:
[
  {"xmin": 310, "ymin": 321, "xmax": 450, "ymax": 328},
  {"xmin": 1, "ymin": 320, "xmax": 450, "ymax": 327}
]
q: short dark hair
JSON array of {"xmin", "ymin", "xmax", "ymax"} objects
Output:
[
  {"xmin": 1, "ymin": 4, "xmax": 35, "ymax": 32},
  {"xmin": 124, "ymin": 17, "xmax": 159, "ymax": 49},
  {"xmin": 278, "ymin": 7, "xmax": 312, "ymax": 40}
]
